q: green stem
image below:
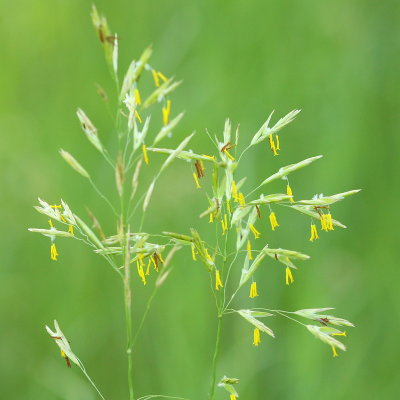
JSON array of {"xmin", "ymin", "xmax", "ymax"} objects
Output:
[
  {"xmin": 81, "ymin": 367, "xmax": 107, "ymax": 400},
  {"xmin": 132, "ymin": 286, "xmax": 158, "ymax": 348},
  {"xmin": 209, "ymin": 315, "xmax": 222, "ymax": 400},
  {"xmin": 123, "ymin": 240, "xmax": 135, "ymax": 400},
  {"xmin": 120, "ymin": 178, "xmax": 135, "ymax": 400},
  {"xmin": 124, "ymin": 284, "xmax": 134, "ymax": 400},
  {"xmin": 89, "ymin": 178, "xmax": 118, "ymax": 217}
]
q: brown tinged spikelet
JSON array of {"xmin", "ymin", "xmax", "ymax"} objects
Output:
[
  {"xmin": 152, "ymin": 252, "xmax": 163, "ymax": 272},
  {"xmin": 195, "ymin": 160, "xmax": 205, "ymax": 178},
  {"xmin": 95, "ymin": 83, "xmax": 108, "ymax": 102},
  {"xmin": 115, "ymin": 152, "xmax": 124, "ymax": 196},
  {"xmin": 220, "ymin": 141, "xmax": 236, "ymax": 160},
  {"xmin": 131, "ymin": 159, "xmax": 143, "ymax": 201},
  {"xmin": 85, "ymin": 207, "xmax": 106, "ymax": 240},
  {"xmin": 156, "ymin": 245, "xmax": 181, "ymax": 287},
  {"xmin": 104, "ymin": 34, "xmax": 120, "ymax": 45}
]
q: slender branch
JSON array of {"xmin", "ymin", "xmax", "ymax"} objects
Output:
[
  {"xmin": 89, "ymin": 178, "xmax": 118, "ymax": 217},
  {"xmin": 80, "ymin": 367, "xmax": 107, "ymax": 400},
  {"xmin": 222, "ymin": 251, "xmax": 239, "ymax": 308},
  {"xmin": 237, "ymin": 144, "xmax": 251, "ymax": 163},
  {"xmin": 132, "ymin": 286, "xmax": 158, "ymax": 348},
  {"xmin": 223, "ymin": 287, "xmax": 240, "ymax": 313}
]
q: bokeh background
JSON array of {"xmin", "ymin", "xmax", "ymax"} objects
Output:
[{"xmin": 1, "ymin": 0, "xmax": 398, "ymax": 398}]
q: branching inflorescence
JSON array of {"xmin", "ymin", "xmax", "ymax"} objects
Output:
[{"xmin": 29, "ymin": 6, "xmax": 360, "ymax": 400}]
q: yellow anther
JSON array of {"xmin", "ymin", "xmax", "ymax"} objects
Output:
[
  {"xmin": 269, "ymin": 134, "xmax": 278, "ymax": 156},
  {"xmin": 136, "ymin": 260, "xmax": 147, "ymax": 285},
  {"xmin": 150, "ymin": 254, "xmax": 157, "ymax": 270},
  {"xmin": 231, "ymin": 180, "xmax": 239, "ymax": 202},
  {"xmin": 285, "ymin": 266, "xmax": 294, "ymax": 285},
  {"xmin": 247, "ymin": 240, "xmax": 253, "ymax": 260},
  {"xmin": 320, "ymin": 214, "xmax": 328, "ymax": 231},
  {"xmin": 135, "ymin": 109, "xmax": 142, "ymax": 124},
  {"xmin": 310, "ymin": 223, "xmax": 319, "ymax": 242},
  {"xmin": 145, "ymin": 258, "xmax": 151, "ymax": 276},
  {"xmin": 223, "ymin": 149, "xmax": 235, "ymax": 161},
  {"xmin": 326, "ymin": 213, "xmax": 334, "ymax": 231},
  {"xmin": 253, "ymin": 327, "xmax": 261, "ymax": 346},
  {"xmin": 162, "ymin": 100, "xmax": 171, "ymax": 125},
  {"xmin": 249, "ymin": 224, "xmax": 261, "ymax": 239},
  {"xmin": 142, "ymin": 144, "xmax": 149, "ymax": 165},
  {"xmin": 50, "ymin": 243, "xmax": 59, "ymax": 261},
  {"xmin": 275, "ymin": 134, "xmax": 280, "ymax": 150},
  {"xmin": 134, "ymin": 88, "xmax": 141, "ymax": 105},
  {"xmin": 192, "ymin": 172, "xmax": 201, "ymax": 189},
  {"xmin": 191, "ymin": 244, "xmax": 197, "ymax": 261},
  {"xmin": 215, "ymin": 269, "xmax": 223, "ymax": 290},
  {"xmin": 221, "ymin": 214, "xmax": 228, "ymax": 234},
  {"xmin": 157, "ymin": 71, "xmax": 168, "ymax": 82},
  {"xmin": 332, "ymin": 331, "xmax": 347, "ymax": 337},
  {"xmin": 152, "ymin": 69, "xmax": 160, "ymax": 87},
  {"xmin": 286, "ymin": 184, "xmax": 294, "ymax": 203},
  {"xmin": 269, "ymin": 211, "xmax": 279, "ymax": 231},
  {"xmin": 201, "ymin": 154, "xmax": 215, "ymax": 160},
  {"xmin": 249, "ymin": 282, "xmax": 258, "ymax": 298},
  {"xmin": 205, "ymin": 249, "xmax": 213, "ymax": 263}
]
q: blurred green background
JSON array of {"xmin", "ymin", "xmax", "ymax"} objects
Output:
[{"xmin": 1, "ymin": 0, "xmax": 398, "ymax": 398}]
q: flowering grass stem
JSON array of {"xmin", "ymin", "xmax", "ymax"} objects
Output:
[{"xmin": 30, "ymin": 7, "xmax": 358, "ymax": 399}]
